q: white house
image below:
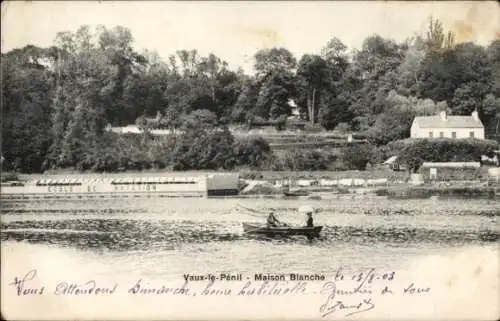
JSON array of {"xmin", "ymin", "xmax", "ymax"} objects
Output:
[{"xmin": 410, "ymin": 110, "xmax": 484, "ymax": 139}]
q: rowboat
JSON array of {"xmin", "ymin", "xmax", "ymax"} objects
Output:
[{"xmin": 242, "ymin": 222, "xmax": 322, "ymax": 238}]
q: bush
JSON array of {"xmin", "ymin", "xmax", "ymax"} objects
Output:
[
  {"xmin": 368, "ymin": 111, "xmax": 414, "ymax": 146},
  {"xmin": 234, "ymin": 137, "xmax": 272, "ymax": 169},
  {"xmin": 335, "ymin": 123, "xmax": 351, "ymax": 133},
  {"xmin": 181, "ymin": 109, "xmax": 218, "ymax": 130},
  {"xmin": 303, "ymin": 122, "xmax": 324, "ymax": 133},
  {"xmin": 247, "ymin": 115, "xmax": 287, "ymax": 130},
  {"xmin": 269, "ymin": 150, "xmax": 336, "ymax": 171},
  {"xmin": 340, "ymin": 144, "xmax": 379, "ymax": 170},
  {"xmin": 171, "ymin": 127, "xmax": 236, "ymax": 170}
]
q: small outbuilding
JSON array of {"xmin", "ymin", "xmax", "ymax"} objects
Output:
[{"xmin": 382, "ymin": 156, "xmax": 405, "ymax": 171}]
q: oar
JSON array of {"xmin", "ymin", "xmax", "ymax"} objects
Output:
[
  {"xmin": 237, "ymin": 204, "xmax": 292, "ymax": 228},
  {"xmin": 237, "ymin": 203, "xmax": 269, "ymax": 215},
  {"xmin": 236, "ymin": 204, "xmax": 274, "ymax": 219},
  {"xmin": 235, "ymin": 206, "xmax": 266, "ymax": 218}
]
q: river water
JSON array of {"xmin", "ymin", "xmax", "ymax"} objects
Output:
[
  {"xmin": 1, "ymin": 196, "xmax": 499, "ymax": 277},
  {"xmin": 1, "ymin": 196, "xmax": 499, "ymax": 320}
]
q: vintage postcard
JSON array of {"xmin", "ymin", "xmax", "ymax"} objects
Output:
[{"xmin": 1, "ymin": 1, "xmax": 499, "ymax": 320}]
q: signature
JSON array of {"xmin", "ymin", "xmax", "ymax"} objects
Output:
[{"xmin": 319, "ymin": 282, "xmax": 375, "ymax": 318}]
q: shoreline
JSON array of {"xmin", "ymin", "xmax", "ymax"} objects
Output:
[
  {"xmin": 2, "ymin": 190, "xmax": 499, "ymax": 201},
  {"xmin": 2, "ymin": 170, "xmax": 500, "ymax": 201}
]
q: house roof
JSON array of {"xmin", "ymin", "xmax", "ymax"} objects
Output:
[
  {"xmin": 382, "ymin": 156, "xmax": 398, "ymax": 165},
  {"xmin": 414, "ymin": 115, "xmax": 483, "ymax": 128}
]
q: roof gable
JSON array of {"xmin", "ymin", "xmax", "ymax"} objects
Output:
[{"xmin": 414, "ymin": 115, "xmax": 483, "ymax": 128}]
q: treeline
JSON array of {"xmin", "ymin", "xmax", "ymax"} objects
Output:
[{"xmin": 2, "ymin": 18, "xmax": 500, "ymax": 173}]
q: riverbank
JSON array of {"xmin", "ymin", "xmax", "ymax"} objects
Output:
[
  {"xmin": 3, "ymin": 169, "xmax": 500, "ymax": 200},
  {"xmin": 376, "ymin": 185, "xmax": 500, "ymax": 199}
]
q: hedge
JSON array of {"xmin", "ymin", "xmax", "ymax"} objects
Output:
[{"xmin": 387, "ymin": 138, "xmax": 500, "ymax": 173}]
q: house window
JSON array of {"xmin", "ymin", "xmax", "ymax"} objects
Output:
[
  {"xmin": 452, "ymin": 132, "xmax": 457, "ymax": 138},
  {"xmin": 469, "ymin": 131, "xmax": 474, "ymax": 138},
  {"xmin": 428, "ymin": 131, "xmax": 433, "ymax": 138},
  {"xmin": 439, "ymin": 132, "xmax": 444, "ymax": 138}
]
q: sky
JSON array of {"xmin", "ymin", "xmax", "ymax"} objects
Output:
[{"xmin": 1, "ymin": 1, "xmax": 499, "ymax": 73}]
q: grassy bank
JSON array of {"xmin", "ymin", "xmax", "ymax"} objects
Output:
[
  {"xmin": 376, "ymin": 186, "xmax": 500, "ymax": 199},
  {"xmin": 15, "ymin": 167, "xmax": 405, "ymax": 180},
  {"xmin": 1, "ymin": 172, "xmax": 19, "ymax": 182},
  {"xmin": 238, "ymin": 168, "xmax": 407, "ymax": 181}
]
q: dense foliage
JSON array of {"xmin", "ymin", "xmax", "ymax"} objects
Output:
[
  {"xmin": 340, "ymin": 144, "xmax": 381, "ymax": 171},
  {"xmin": 393, "ymin": 138, "xmax": 500, "ymax": 172},
  {"xmin": 2, "ymin": 17, "xmax": 499, "ymax": 173},
  {"xmin": 270, "ymin": 150, "xmax": 334, "ymax": 171}
]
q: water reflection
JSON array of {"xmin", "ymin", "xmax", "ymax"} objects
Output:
[
  {"xmin": 2, "ymin": 217, "xmax": 498, "ymax": 252},
  {"xmin": 1, "ymin": 197, "xmax": 499, "ymax": 253},
  {"xmin": 2, "ymin": 197, "xmax": 499, "ymax": 283}
]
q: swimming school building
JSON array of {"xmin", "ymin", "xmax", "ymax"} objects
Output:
[{"xmin": 0, "ymin": 173, "xmax": 240, "ymax": 199}]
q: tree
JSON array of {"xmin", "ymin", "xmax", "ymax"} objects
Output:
[
  {"xmin": 321, "ymin": 37, "xmax": 349, "ymax": 72},
  {"xmin": 368, "ymin": 91, "xmax": 442, "ymax": 145},
  {"xmin": 244, "ymin": 48, "xmax": 299, "ymax": 120},
  {"xmin": 397, "ymin": 37, "xmax": 426, "ymax": 96},
  {"xmin": 215, "ymin": 68, "xmax": 244, "ymax": 122},
  {"xmin": 482, "ymin": 94, "xmax": 500, "ymax": 139},
  {"xmin": 121, "ymin": 50, "xmax": 170, "ymax": 123},
  {"xmin": 97, "ymin": 25, "xmax": 147, "ymax": 125},
  {"xmin": 253, "ymin": 47, "xmax": 296, "ymax": 79},
  {"xmin": 487, "ymin": 40, "xmax": 500, "ymax": 96},
  {"xmin": 254, "ymin": 71, "xmax": 296, "ymax": 120},
  {"xmin": 198, "ymin": 53, "xmax": 223, "ymax": 102},
  {"xmin": 231, "ymin": 79, "xmax": 260, "ymax": 123},
  {"xmin": 48, "ymin": 25, "xmax": 146, "ymax": 170},
  {"xmin": 1, "ymin": 46, "xmax": 55, "ymax": 172},
  {"xmin": 423, "ymin": 16, "xmax": 455, "ymax": 53},
  {"xmin": 164, "ymin": 51, "xmax": 242, "ymax": 124},
  {"xmin": 296, "ymin": 54, "xmax": 329, "ymax": 123},
  {"xmin": 347, "ymin": 35, "xmax": 405, "ymax": 130},
  {"xmin": 418, "ymin": 41, "xmax": 491, "ymax": 112},
  {"xmin": 317, "ymin": 96, "xmax": 351, "ymax": 130}
]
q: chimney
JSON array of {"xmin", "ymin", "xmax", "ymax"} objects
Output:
[
  {"xmin": 471, "ymin": 109, "xmax": 479, "ymax": 122},
  {"xmin": 439, "ymin": 110, "xmax": 447, "ymax": 121}
]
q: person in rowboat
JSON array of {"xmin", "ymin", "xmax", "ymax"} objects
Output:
[
  {"xmin": 267, "ymin": 211, "xmax": 281, "ymax": 227},
  {"xmin": 306, "ymin": 212, "xmax": 314, "ymax": 227}
]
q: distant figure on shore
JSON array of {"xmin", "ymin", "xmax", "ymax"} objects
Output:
[
  {"xmin": 306, "ymin": 212, "xmax": 314, "ymax": 227},
  {"xmin": 267, "ymin": 211, "xmax": 281, "ymax": 227}
]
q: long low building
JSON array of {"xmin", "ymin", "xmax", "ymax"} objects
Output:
[{"xmin": 1, "ymin": 173, "xmax": 240, "ymax": 199}]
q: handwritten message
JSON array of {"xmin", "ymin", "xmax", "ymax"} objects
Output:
[{"xmin": 9, "ymin": 268, "xmax": 431, "ymax": 318}]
